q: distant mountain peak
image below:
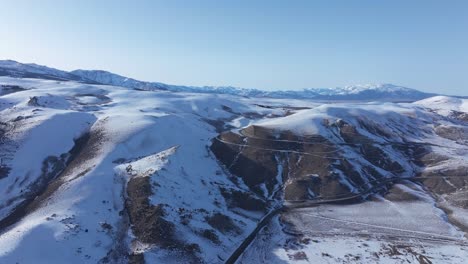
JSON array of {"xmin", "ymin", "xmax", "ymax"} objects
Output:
[
  {"xmin": 0, "ymin": 60, "xmax": 436, "ymax": 101},
  {"xmin": 0, "ymin": 60, "xmax": 99, "ymax": 83}
]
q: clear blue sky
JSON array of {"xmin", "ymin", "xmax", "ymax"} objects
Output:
[{"xmin": 1, "ymin": 0, "xmax": 467, "ymax": 95}]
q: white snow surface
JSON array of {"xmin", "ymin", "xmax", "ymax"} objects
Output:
[
  {"xmin": 415, "ymin": 95, "xmax": 468, "ymax": 116},
  {"xmin": 0, "ymin": 76, "xmax": 466, "ymax": 263},
  {"xmin": 0, "ymin": 76, "xmax": 279, "ymax": 263},
  {"xmin": 241, "ymin": 183, "xmax": 468, "ymax": 263}
]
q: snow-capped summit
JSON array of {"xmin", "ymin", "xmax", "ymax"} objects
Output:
[
  {"xmin": 283, "ymin": 83, "xmax": 433, "ymax": 101},
  {"xmin": 302, "ymin": 83, "xmax": 410, "ymax": 96},
  {"xmin": 342, "ymin": 83, "xmax": 415, "ymax": 94}
]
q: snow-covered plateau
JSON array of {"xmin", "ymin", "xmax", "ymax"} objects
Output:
[{"xmin": 0, "ymin": 61, "xmax": 467, "ymax": 264}]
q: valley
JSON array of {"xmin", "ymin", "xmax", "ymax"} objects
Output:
[{"xmin": 0, "ymin": 62, "xmax": 467, "ymax": 263}]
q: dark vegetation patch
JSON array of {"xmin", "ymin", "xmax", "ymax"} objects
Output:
[
  {"xmin": 392, "ymin": 144, "xmax": 446, "ymax": 168},
  {"xmin": 357, "ymin": 119, "xmax": 392, "ymax": 139},
  {"xmin": 27, "ymin": 96, "xmax": 40, "ymax": 107},
  {"xmin": 450, "ymin": 111, "xmax": 468, "ymax": 122},
  {"xmin": 254, "ymin": 104, "xmax": 310, "ymax": 111},
  {"xmin": 12, "ymin": 115, "xmax": 34, "ymax": 122},
  {"xmin": 242, "ymin": 112, "xmax": 265, "ymax": 119},
  {"xmin": 334, "ymin": 160, "xmax": 367, "ymax": 189},
  {"xmin": 219, "ymin": 187, "xmax": 266, "ymax": 212},
  {"xmin": 128, "ymin": 253, "xmax": 145, "ymax": 264},
  {"xmin": 203, "ymin": 118, "xmax": 233, "ymax": 133},
  {"xmin": 200, "ymin": 228, "xmax": 220, "ymax": 244},
  {"xmin": 0, "ymin": 84, "xmax": 27, "ymax": 96},
  {"xmin": 0, "ymin": 165, "xmax": 10, "ymax": 179},
  {"xmin": 205, "ymin": 212, "xmax": 240, "ymax": 234},
  {"xmin": 112, "ymin": 158, "xmax": 127, "ymax": 164},
  {"xmin": 288, "ymin": 251, "xmax": 309, "ymax": 261},
  {"xmin": 221, "ymin": 105, "xmax": 235, "ymax": 113},
  {"xmin": 359, "ymin": 144, "xmax": 403, "ymax": 172}
]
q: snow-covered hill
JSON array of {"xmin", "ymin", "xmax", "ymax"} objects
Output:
[
  {"xmin": 1, "ymin": 60, "xmax": 437, "ymax": 101},
  {"xmin": 415, "ymin": 95, "xmax": 468, "ymax": 116},
  {"xmin": 0, "ymin": 60, "xmax": 97, "ymax": 83},
  {"xmin": 70, "ymin": 69, "xmax": 173, "ymax": 91},
  {"xmin": 0, "ymin": 65, "xmax": 467, "ymax": 263}
]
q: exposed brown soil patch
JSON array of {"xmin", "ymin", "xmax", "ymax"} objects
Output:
[
  {"xmin": 126, "ymin": 176, "xmax": 176, "ymax": 247},
  {"xmin": 211, "ymin": 131, "xmax": 278, "ymax": 195},
  {"xmin": 384, "ymin": 183, "xmax": 424, "ymax": 202},
  {"xmin": 435, "ymin": 125, "xmax": 468, "ymax": 142},
  {"xmin": 212, "ymin": 125, "xmax": 368, "ymax": 201},
  {"xmin": 419, "ymin": 167, "xmax": 468, "ymax": 195},
  {"xmin": 212, "ymin": 126, "xmax": 347, "ymax": 201},
  {"xmin": 125, "ymin": 167, "xmax": 202, "ymax": 262},
  {"xmin": 450, "ymin": 111, "xmax": 468, "ymax": 122}
]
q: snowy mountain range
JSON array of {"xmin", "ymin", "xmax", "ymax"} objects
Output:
[
  {"xmin": 0, "ymin": 60, "xmax": 438, "ymax": 101},
  {"xmin": 0, "ymin": 60, "xmax": 98, "ymax": 84},
  {"xmin": 1, "ymin": 61, "xmax": 467, "ymax": 263}
]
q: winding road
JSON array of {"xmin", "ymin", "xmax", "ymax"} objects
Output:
[{"xmin": 219, "ymin": 129, "xmax": 468, "ymax": 264}]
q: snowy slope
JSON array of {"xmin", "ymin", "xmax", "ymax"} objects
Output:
[
  {"xmin": 415, "ymin": 95, "xmax": 468, "ymax": 116},
  {"xmin": 0, "ymin": 76, "xmax": 288, "ymax": 263},
  {"xmin": 0, "ymin": 72, "xmax": 467, "ymax": 263}
]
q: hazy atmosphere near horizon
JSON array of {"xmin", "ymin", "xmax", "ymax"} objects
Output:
[{"xmin": 1, "ymin": 0, "xmax": 467, "ymax": 95}]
